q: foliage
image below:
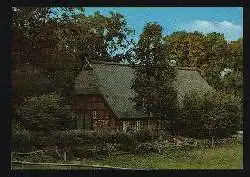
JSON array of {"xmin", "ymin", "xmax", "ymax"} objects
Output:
[
  {"xmin": 132, "ymin": 129, "xmax": 156, "ymax": 142},
  {"xmin": 95, "ymin": 144, "xmax": 242, "ymax": 169},
  {"xmin": 16, "ymin": 93, "xmax": 74, "ymax": 132},
  {"xmin": 11, "ymin": 69, "xmax": 51, "ymax": 106},
  {"xmin": 51, "ymin": 130, "xmax": 132, "ymax": 157},
  {"xmin": 135, "ymin": 142, "xmax": 158, "ymax": 154},
  {"xmin": 12, "ymin": 129, "xmax": 32, "ymax": 152},
  {"xmin": 164, "ymin": 31, "xmax": 243, "ymax": 97},
  {"xmin": 164, "ymin": 31, "xmax": 206, "ymax": 67},
  {"xmin": 51, "ymin": 130, "xmax": 156, "ymax": 154},
  {"xmin": 12, "ymin": 7, "xmax": 135, "ymax": 103},
  {"xmin": 178, "ymin": 91, "xmax": 242, "ymax": 138},
  {"xmin": 11, "ymin": 144, "xmax": 242, "ymax": 169},
  {"xmin": 132, "ymin": 22, "xmax": 178, "ymax": 131}
]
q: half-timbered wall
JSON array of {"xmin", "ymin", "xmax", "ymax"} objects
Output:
[
  {"xmin": 75, "ymin": 94, "xmax": 120, "ymax": 131},
  {"xmin": 74, "ymin": 95, "xmax": 165, "ymax": 132}
]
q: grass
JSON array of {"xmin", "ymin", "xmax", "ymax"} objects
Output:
[
  {"xmin": 94, "ymin": 144, "xmax": 243, "ymax": 169},
  {"xmin": 12, "ymin": 144, "xmax": 242, "ymax": 169}
]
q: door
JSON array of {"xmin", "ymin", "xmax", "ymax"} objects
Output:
[
  {"xmin": 84, "ymin": 111, "xmax": 93, "ymax": 130},
  {"xmin": 75, "ymin": 112, "xmax": 92, "ymax": 130}
]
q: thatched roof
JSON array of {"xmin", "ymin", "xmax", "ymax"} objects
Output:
[{"xmin": 74, "ymin": 61, "xmax": 213, "ymax": 119}]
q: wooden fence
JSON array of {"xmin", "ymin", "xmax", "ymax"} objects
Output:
[{"xmin": 11, "ymin": 160, "xmax": 136, "ymax": 170}]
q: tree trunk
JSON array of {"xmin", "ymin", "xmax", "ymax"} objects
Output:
[
  {"xmin": 63, "ymin": 151, "xmax": 67, "ymax": 162},
  {"xmin": 55, "ymin": 146, "xmax": 61, "ymax": 159},
  {"xmin": 211, "ymin": 137, "xmax": 214, "ymax": 148}
]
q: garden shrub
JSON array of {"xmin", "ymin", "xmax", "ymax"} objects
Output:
[
  {"xmin": 135, "ymin": 142, "xmax": 161, "ymax": 154},
  {"xmin": 12, "ymin": 129, "xmax": 32, "ymax": 152},
  {"xmin": 71, "ymin": 146, "xmax": 98, "ymax": 159},
  {"xmin": 51, "ymin": 130, "xmax": 139, "ymax": 154},
  {"xmin": 12, "ymin": 151, "xmax": 59, "ymax": 162},
  {"xmin": 12, "ymin": 119, "xmax": 25, "ymax": 132},
  {"xmin": 179, "ymin": 91, "xmax": 242, "ymax": 139},
  {"xmin": 16, "ymin": 93, "xmax": 74, "ymax": 133},
  {"xmin": 135, "ymin": 143, "xmax": 154, "ymax": 154},
  {"xmin": 132, "ymin": 129, "xmax": 155, "ymax": 142},
  {"xmin": 115, "ymin": 132, "xmax": 136, "ymax": 151},
  {"xmin": 70, "ymin": 143, "xmax": 117, "ymax": 159},
  {"xmin": 52, "ymin": 130, "xmax": 84, "ymax": 149}
]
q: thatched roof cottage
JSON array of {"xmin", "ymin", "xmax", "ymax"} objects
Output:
[{"xmin": 73, "ymin": 61, "xmax": 213, "ymax": 132}]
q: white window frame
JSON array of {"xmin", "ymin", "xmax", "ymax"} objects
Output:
[
  {"xmin": 123, "ymin": 121, "xmax": 129, "ymax": 132},
  {"xmin": 136, "ymin": 121, "xmax": 140, "ymax": 131}
]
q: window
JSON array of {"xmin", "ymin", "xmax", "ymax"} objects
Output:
[
  {"xmin": 136, "ymin": 121, "xmax": 141, "ymax": 131},
  {"xmin": 93, "ymin": 111, "xmax": 97, "ymax": 119},
  {"xmin": 123, "ymin": 121, "xmax": 129, "ymax": 132},
  {"xmin": 104, "ymin": 111, "xmax": 110, "ymax": 119},
  {"xmin": 75, "ymin": 116, "xmax": 85, "ymax": 130}
]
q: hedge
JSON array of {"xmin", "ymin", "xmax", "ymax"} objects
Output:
[{"xmin": 178, "ymin": 91, "xmax": 242, "ymax": 139}]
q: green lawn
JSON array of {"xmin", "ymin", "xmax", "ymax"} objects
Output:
[
  {"xmin": 12, "ymin": 144, "xmax": 242, "ymax": 169},
  {"xmin": 94, "ymin": 144, "xmax": 243, "ymax": 169}
]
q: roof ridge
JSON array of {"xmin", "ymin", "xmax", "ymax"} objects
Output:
[
  {"xmin": 90, "ymin": 60, "xmax": 131, "ymax": 66},
  {"xmin": 89, "ymin": 60, "xmax": 200, "ymax": 71}
]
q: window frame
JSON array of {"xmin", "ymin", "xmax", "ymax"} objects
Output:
[
  {"xmin": 136, "ymin": 120, "xmax": 141, "ymax": 131},
  {"xmin": 123, "ymin": 120, "xmax": 129, "ymax": 132},
  {"xmin": 93, "ymin": 110, "xmax": 97, "ymax": 119}
]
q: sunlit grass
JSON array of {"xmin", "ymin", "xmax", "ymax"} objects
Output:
[
  {"xmin": 12, "ymin": 144, "xmax": 242, "ymax": 169},
  {"xmin": 95, "ymin": 144, "xmax": 243, "ymax": 169}
]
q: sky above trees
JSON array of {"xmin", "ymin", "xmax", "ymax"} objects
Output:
[{"xmin": 84, "ymin": 7, "xmax": 243, "ymax": 41}]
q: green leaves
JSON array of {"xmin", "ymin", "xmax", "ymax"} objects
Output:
[
  {"xmin": 132, "ymin": 23, "xmax": 177, "ymax": 127},
  {"xmin": 180, "ymin": 91, "xmax": 242, "ymax": 138},
  {"xmin": 17, "ymin": 93, "xmax": 74, "ymax": 132},
  {"xmin": 163, "ymin": 31, "xmax": 242, "ymax": 96},
  {"xmin": 12, "ymin": 7, "xmax": 135, "ymax": 104}
]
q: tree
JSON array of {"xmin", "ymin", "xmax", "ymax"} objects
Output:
[
  {"xmin": 222, "ymin": 38, "xmax": 243, "ymax": 97},
  {"xmin": 164, "ymin": 31, "xmax": 206, "ymax": 68},
  {"xmin": 12, "ymin": 7, "xmax": 51, "ymax": 69},
  {"xmin": 179, "ymin": 91, "xmax": 242, "ymax": 139},
  {"xmin": 12, "ymin": 7, "xmax": 135, "ymax": 103},
  {"xmin": 164, "ymin": 31, "xmax": 240, "ymax": 91},
  {"xmin": 16, "ymin": 93, "xmax": 74, "ymax": 133},
  {"xmin": 132, "ymin": 23, "xmax": 177, "ymax": 132}
]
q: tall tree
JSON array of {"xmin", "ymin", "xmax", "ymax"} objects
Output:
[
  {"xmin": 163, "ymin": 31, "xmax": 206, "ymax": 68},
  {"xmin": 132, "ymin": 23, "xmax": 177, "ymax": 132},
  {"xmin": 164, "ymin": 31, "xmax": 234, "ymax": 90},
  {"xmin": 221, "ymin": 38, "xmax": 243, "ymax": 97},
  {"xmin": 12, "ymin": 7, "xmax": 135, "ymax": 103}
]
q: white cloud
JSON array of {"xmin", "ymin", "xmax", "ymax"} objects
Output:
[{"xmin": 182, "ymin": 20, "xmax": 242, "ymax": 41}]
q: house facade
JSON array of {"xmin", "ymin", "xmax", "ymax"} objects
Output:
[{"xmin": 73, "ymin": 61, "xmax": 213, "ymax": 132}]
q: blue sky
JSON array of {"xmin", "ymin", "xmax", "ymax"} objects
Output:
[{"xmin": 84, "ymin": 7, "xmax": 243, "ymax": 41}]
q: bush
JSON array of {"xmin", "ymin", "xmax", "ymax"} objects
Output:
[
  {"xmin": 132, "ymin": 129, "xmax": 156, "ymax": 142},
  {"xmin": 12, "ymin": 129, "xmax": 32, "ymax": 152},
  {"xmin": 50, "ymin": 130, "xmax": 119, "ymax": 159},
  {"xmin": 12, "ymin": 153, "xmax": 58, "ymax": 163},
  {"xmin": 135, "ymin": 142, "xmax": 164, "ymax": 154},
  {"xmin": 135, "ymin": 143, "xmax": 155, "ymax": 154},
  {"xmin": 50, "ymin": 130, "xmax": 139, "ymax": 155},
  {"xmin": 179, "ymin": 92, "xmax": 242, "ymax": 139},
  {"xmin": 12, "ymin": 119, "xmax": 25, "ymax": 132},
  {"xmin": 16, "ymin": 93, "xmax": 74, "ymax": 132},
  {"xmin": 115, "ymin": 132, "xmax": 136, "ymax": 151}
]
